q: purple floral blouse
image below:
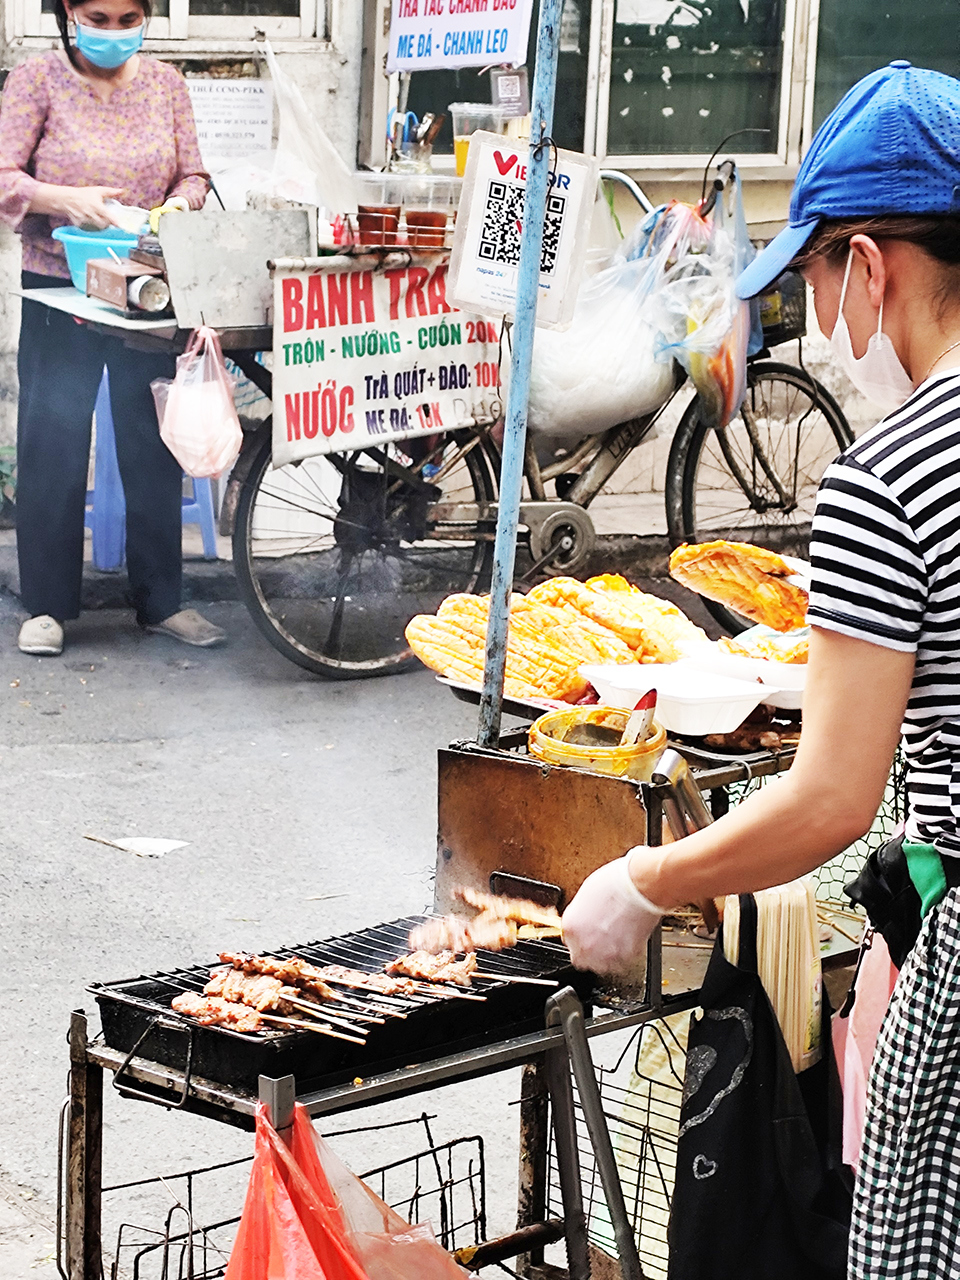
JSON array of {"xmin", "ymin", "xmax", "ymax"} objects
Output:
[{"xmin": 0, "ymin": 52, "xmax": 209, "ymax": 278}]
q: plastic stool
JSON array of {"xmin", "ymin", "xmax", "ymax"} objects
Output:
[
  {"xmin": 84, "ymin": 367, "xmax": 220, "ymax": 567},
  {"xmin": 181, "ymin": 477, "xmax": 218, "ymax": 559},
  {"xmin": 84, "ymin": 369, "xmax": 126, "ymax": 572}
]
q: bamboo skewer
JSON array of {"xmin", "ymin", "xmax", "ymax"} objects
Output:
[
  {"xmin": 259, "ymin": 1014, "xmax": 366, "ymax": 1045},
  {"xmin": 816, "ymin": 910, "xmax": 863, "ymax": 945},
  {"xmin": 281, "ymin": 996, "xmax": 371, "ymax": 1036},
  {"xmin": 473, "ymin": 972, "xmax": 558, "ymax": 987}
]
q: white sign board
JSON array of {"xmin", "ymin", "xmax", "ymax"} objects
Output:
[
  {"xmin": 187, "ymin": 80, "xmax": 274, "ymax": 170},
  {"xmin": 273, "ymin": 259, "xmax": 501, "ymax": 467},
  {"xmin": 447, "ymin": 132, "xmax": 598, "ymax": 329},
  {"xmin": 386, "ymin": 0, "xmax": 534, "ymax": 72}
]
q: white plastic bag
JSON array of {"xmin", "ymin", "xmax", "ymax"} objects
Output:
[
  {"xmin": 515, "ymin": 252, "xmax": 676, "ymax": 446},
  {"xmin": 261, "ymin": 40, "xmax": 357, "ymax": 215},
  {"xmin": 152, "ymin": 327, "xmax": 242, "ymax": 478}
]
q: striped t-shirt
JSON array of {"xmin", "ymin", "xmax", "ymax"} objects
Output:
[{"xmin": 807, "ymin": 369, "xmax": 960, "ymax": 855}]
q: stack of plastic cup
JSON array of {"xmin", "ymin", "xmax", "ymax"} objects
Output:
[{"xmin": 449, "ymin": 103, "xmax": 510, "ymax": 176}]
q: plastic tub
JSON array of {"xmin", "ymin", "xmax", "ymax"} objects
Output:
[
  {"xmin": 680, "ymin": 629, "xmax": 806, "ymax": 711},
  {"xmin": 578, "ymin": 662, "xmax": 779, "ymax": 737},
  {"xmin": 528, "ymin": 707, "xmax": 667, "ymax": 781},
  {"xmin": 52, "ymin": 226, "xmax": 139, "ymax": 292}
]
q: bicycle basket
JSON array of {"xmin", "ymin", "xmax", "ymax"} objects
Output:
[{"xmin": 758, "ymin": 269, "xmax": 806, "ymax": 346}]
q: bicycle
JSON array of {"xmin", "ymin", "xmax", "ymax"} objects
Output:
[{"xmin": 229, "ymin": 174, "xmax": 852, "ymax": 677}]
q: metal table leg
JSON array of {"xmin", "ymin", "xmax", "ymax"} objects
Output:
[
  {"xmin": 62, "ymin": 1011, "xmax": 103, "ymax": 1280},
  {"xmin": 517, "ymin": 1060, "xmax": 551, "ymax": 1275},
  {"xmin": 547, "ymin": 988, "xmax": 646, "ymax": 1280},
  {"xmin": 543, "ymin": 1035, "xmax": 590, "ymax": 1280}
]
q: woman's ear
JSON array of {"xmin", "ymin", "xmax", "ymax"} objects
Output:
[{"xmin": 849, "ymin": 233, "xmax": 888, "ymax": 309}]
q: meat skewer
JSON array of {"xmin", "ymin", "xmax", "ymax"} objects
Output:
[
  {"xmin": 219, "ymin": 951, "xmax": 337, "ymax": 1001},
  {"xmin": 386, "ymin": 950, "xmax": 478, "ymax": 985},
  {"xmin": 172, "ymin": 992, "xmax": 263, "ymax": 1033},
  {"xmin": 409, "ymin": 914, "xmax": 518, "ymax": 954},
  {"xmin": 204, "ymin": 969, "xmax": 368, "ymax": 1038},
  {"xmin": 454, "ymin": 887, "xmax": 562, "ymax": 929}
]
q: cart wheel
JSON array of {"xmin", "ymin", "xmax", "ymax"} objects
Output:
[
  {"xmin": 665, "ymin": 361, "xmax": 853, "ymax": 633},
  {"xmin": 232, "ymin": 430, "xmax": 496, "ymax": 678}
]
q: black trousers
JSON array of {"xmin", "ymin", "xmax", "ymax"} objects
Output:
[{"xmin": 16, "ymin": 271, "xmax": 183, "ymax": 624}]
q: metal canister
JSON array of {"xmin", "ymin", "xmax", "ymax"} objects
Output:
[{"xmin": 127, "ymin": 275, "xmax": 170, "ymax": 313}]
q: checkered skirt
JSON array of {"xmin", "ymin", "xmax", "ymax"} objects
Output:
[{"xmin": 850, "ymin": 887, "xmax": 960, "ymax": 1277}]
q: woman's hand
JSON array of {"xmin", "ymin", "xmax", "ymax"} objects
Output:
[
  {"xmin": 561, "ymin": 851, "xmax": 667, "ymax": 976},
  {"xmin": 27, "ymin": 183, "xmax": 126, "ymax": 229}
]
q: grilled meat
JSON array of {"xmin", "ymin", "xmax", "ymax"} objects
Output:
[
  {"xmin": 219, "ymin": 951, "xmax": 335, "ymax": 1001},
  {"xmin": 454, "ymin": 887, "xmax": 562, "ymax": 929},
  {"xmin": 171, "ymin": 992, "xmax": 263, "ymax": 1033},
  {"xmin": 204, "ymin": 967, "xmax": 319, "ymax": 1016},
  {"xmin": 386, "ymin": 950, "xmax": 478, "ymax": 985},
  {"xmin": 317, "ymin": 964, "xmax": 420, "ymax": 997},
  {"xmin": 408, "ymin": 913, "xmax": 518, "ymax": 954}
]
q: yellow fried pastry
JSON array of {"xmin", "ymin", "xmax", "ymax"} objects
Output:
[
  {"xmin": 668, "ymin": 541, "xmax": 807, "ymax": 633},
  {"xmin": 718, "ymin": 631, "xmax": 808, "ymax": 664}
]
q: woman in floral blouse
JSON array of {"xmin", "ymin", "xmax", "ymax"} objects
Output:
[{"xmin": 0, "ymin": 0, "xmax": 226, "ymax": 655}]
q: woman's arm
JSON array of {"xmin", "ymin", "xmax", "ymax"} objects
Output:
[
  {"xmin": 166, "ymin": 71, "xmax": 210, "ymax": 209},
  {"xmin": 633, "ymin": 626, "xmax": 915, "ymax": 905},
  {"xmin": 561, "ymin": 627, "xmax": 915, "ymax": 973}
]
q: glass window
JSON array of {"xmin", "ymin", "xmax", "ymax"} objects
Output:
[
  {"xmin": 406, "ymin": 0, "xmax": 593, "ymax": 156},
  {"xmin": 814, "ymin": 0, "xmax": 960, "ymax": 129},
  {"xmin": 607, "ymin": 0, "xmax": 787, "ymax": 156}
]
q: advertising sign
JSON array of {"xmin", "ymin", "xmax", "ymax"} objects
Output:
[
  {"xmin": 273, "ymin": 259, "xmax": 501, "ymax": 467},
  {"xmin": 187, "ymin": 80, "xmax": 273, "ymax": 170},
  {"xmin": 386, "ymin": 0, "xmax": 535, "ymax": 72},
  {"xmin": 447, "ymin": 131, "xmax": 598, "ymax": 329}
]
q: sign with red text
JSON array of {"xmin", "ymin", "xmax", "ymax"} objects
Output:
[
  {"xmin": 448, "ymin": 131, "xmax": 598, "ymax": 329},
  {"xmin": 386, "ymin": 0, "xmax": 534, "ymax": 72},
  {"xmin": 272, "ymin": 258, "xmax": 501, "ymax": 466}
]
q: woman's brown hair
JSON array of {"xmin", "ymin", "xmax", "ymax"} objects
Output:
[
  {"xmin": 54, "ymin": 0, "xmax": 151, "ymax": 71},
  {"xmin": 798, "ymin": 216, "xmax": 960, "ymax": 316}
]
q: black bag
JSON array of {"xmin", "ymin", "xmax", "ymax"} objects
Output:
[
  {"xmin": 667, "ymin": 896, "xmax": 851, "ymax": 1280},
  {"xmin": 843, "ymin": 832, "xmax": 921, "ymax": 969}
]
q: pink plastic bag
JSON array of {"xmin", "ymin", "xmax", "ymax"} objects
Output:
[
  {"xmin": 152, "ymin": 325, "xmax": 242, "ymax": 478},
  {"xmin": 225, "ymin": 1104, "xmax": 468, "ymax": 1280},
  {"xmin": 832, "ymin": 932, "xmax": 898, "ymax": 1169}
]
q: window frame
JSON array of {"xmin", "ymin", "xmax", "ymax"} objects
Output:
[
  {"xmin": 361, "ymin": 0, "xmax": 820, "ymax": 178},
  {"xmin": 16, "ymin": 0, "xmax": 331, "ymax": 45}
]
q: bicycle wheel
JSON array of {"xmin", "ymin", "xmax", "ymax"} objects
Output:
[
  {"xmin": 666, "ymin": 361, "xmax": 853, "ymax": 632},
  {"xmin": 233, "ymin": 427, "xmax": 495, "ymax": 678}
]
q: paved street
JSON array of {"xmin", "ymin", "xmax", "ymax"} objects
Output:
[{"xmin": 0, "ymin": 572, "xmax": 714, "ymax": 1278}]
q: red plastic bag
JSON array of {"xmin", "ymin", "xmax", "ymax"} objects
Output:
[
  {"xmin": 225, "ymin": 1105, "xmax": 468, "ymax": 1280},
  {"xmin": 152, "ymin": 325, "xmax": 242, "ymax": 478}
]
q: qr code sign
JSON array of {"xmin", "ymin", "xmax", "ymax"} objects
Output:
[{"xmin": 478, "ymin": 181, "xmax": 565, "ymax": 275}]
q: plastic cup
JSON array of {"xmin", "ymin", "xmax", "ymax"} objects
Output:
[
  {"xmin": 355, "ymin": 174, "xmax": 401, "ymax": 247},
  {"xmin": 402, "ymin": 176, "xmax": 460, "ymax": 249},
  {"xmin": 449, "ymin": 103, "xmax": 509, "ymax": 176}
]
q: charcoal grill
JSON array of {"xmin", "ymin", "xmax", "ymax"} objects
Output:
[
  {"xmin": 91, "ymin": 917, "xmax": 594, "ymax": 1100},
  {"xmin": 63, "ymin": 739, "xmax": 801, "ymax": 1280}
]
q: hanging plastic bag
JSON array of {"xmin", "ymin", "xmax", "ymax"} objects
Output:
[
  {"xmin": 152, "ymin": 326, "xmax": 242, "ymax": 478},
  {"xmin": 225, "ymin": 1104, "xmax": 468, "ymax": 1280},
  {"xmin": 259, "ymin": 40, "xmax": 357, "ymax": 216},
  {"xmin": 652, "ymin": 178, "xmax": 756, "ymax": 428}
]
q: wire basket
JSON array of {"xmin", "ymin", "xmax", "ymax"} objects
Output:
[
  {"xmin": 102, "ymin": 1114, "xmax": 486, "ymax": 1280},
  {"xmin": 546, "ymin": 1017, "xmax": 688, "ymax": 1280},
  {"xmin": 759, "ymin": 269, "xmax": 807, "ymax": 346}
]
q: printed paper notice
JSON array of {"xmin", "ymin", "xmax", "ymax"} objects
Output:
[
  {"xmin": 188, "ymin": 80, "xmax": 274, "ymax": 170},
  {"xmin": 387, "ymin": 0, "xmax": 535, "ymax": 72}
]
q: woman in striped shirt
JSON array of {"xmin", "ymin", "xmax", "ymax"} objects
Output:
[{"xmin": 564, "ymin": 61, "xmax": 960, "ymax": 1276}]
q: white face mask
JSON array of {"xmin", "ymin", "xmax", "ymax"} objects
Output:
[{"xmin": 829, "ymin": 249, "xmax": 914, "ymax": 414}]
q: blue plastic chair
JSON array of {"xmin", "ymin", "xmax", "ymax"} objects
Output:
[{"xmin": 84, "ymin": 367, "xmax": 219, "ymax": 568}]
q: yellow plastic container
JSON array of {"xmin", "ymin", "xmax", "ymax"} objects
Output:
[{"xmin": 528, "ymin": 707, "xmax": 667, "ymax": 781}]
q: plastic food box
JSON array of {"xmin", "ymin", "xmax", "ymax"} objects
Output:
[
  {"xmin": 578, "ymin": 661, "xmax": 781, "ymax": 737},
  {"xmin": 680, "ymin": 627, "xmax": 807, "ymax": 711}
]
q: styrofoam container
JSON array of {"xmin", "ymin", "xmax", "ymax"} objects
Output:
[
  {"xmin": 680, "ymin": 628, "xmax": 806, "ymax": 711},
  {"xmin": 578, "ymin": 661, "xmax": 781, "ymax": 736}
]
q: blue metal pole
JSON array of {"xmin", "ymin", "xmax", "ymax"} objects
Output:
[{"xmin": 477, "ymin": 0, "xmax": 562, "ymax": 747}]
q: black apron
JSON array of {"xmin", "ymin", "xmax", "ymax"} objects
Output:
[{"xmin": 667, "ymin": 895, "xmax": 851, "ymax": 1280}]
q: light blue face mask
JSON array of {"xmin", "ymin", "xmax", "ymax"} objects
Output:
[{"xmin": 74, "ymin": 20, "xmax": 144, "ymax": 69}]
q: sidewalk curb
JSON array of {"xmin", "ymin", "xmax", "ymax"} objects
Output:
[{"xmin": 0, "ymin": 533, "xmax": 675, "ymax": 613}]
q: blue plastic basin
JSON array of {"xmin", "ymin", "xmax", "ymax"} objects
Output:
[{"xmin": 52, "ymin": 226, "xmax": 139, "ymax": 292}]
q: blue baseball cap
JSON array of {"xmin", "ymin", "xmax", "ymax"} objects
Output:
[{"xmin": 736, "ymin": 62, "xmax": 960, "ymax": 299}]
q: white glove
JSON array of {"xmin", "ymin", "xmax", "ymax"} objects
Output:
[{"xmin": 562, "ymin": 849, "xmax": 667, "ymax": 977}]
